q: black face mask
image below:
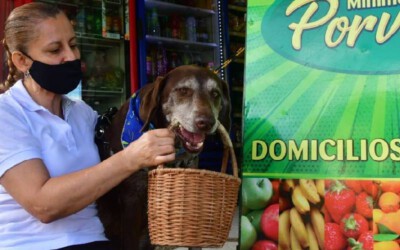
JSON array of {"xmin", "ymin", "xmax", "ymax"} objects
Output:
[{"xmin": 24, "ymin": 53, "xmax": 82, "ymax": 95}]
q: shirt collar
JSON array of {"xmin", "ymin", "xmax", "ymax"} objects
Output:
[
  {"xmin": 9, "ymin": 80, "xmax": 76, "ymax": 116},
  {"xmin": 9, "ymin": 80, "xmax": 44, "ymax": 112}
]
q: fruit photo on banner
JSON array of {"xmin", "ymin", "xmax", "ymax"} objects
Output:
[
  {"xmin": 240, "ymin": 178, "xmax": 279, "ymax": 250},
  {"xmin": 241, "ymin": 0, "xmax": 400, "ymax": 249},
  {"xmin": 240, "ymin": 178, "xmax": 400, "ymax": 250}
]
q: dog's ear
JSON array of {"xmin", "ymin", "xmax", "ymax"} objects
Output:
[
  {"xmin": 218, "ymin": 79, "xmax": 231, "ymax": 132},
  {"xmin": 139, "ymin": 76, "xmax": 167, "ymax": 131}
]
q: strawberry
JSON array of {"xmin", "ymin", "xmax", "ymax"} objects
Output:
[
  {"xmin": 345, "ymin": 180, "xmax": 363, "ymax": 193},
  {"xmin": 323, "ymin": 205, "xmax": 333, "ymax": 223},
  {"xmin": 347, "ymin": 231, "xmax": 373, "ymax": 250},
  {"xmin": 360, "ymin": 180, "xmax": 379, "ymax": 199},
  {"xmin": 325, "ymin": 222, "xmax": 348, "ymax": 250},
  {"xmin": 325, "ymin": 180, "xmax": 356, "ymax": 224},
  {"xmin": 355, "ymin": 192, "xmax": 373, "ymax": 219},
  {"xmin": 340, "ymin": 213, "xmax": 369, "ymax": 239}
]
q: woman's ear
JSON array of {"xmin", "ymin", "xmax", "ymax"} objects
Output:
[{"xmin": 11, "ymin": 51, "xmax": 31, "ymax": 73}]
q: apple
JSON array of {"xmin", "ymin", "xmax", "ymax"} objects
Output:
[
  {"xmin": 251, "ymin": 240, "xmax": 278, "ymax": 250},
  {"xmin": 269, "ymin": 180, "xmax": 280, "ymax": 204},
  {"xmin": 260, "ymin": 203, "xmax": 279, "ymax": 242},
  {"xmin": 240, "ymin": 215, "xmax": 257, "ymax": 250},
  {"xmin": 247, "ymin": 209, "xmax": 264, "ymax": 234},
  {"xmin": 242, "ymin": 178, "xmax": 273, "ymax": 210}
]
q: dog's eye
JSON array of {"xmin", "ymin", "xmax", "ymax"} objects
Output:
[
  {"xmin": 211, "ymin": 90, "xmax": 220, "ymax": 98},
  {"xmin": 176, "ymin": 87, "xmax": 192, "ymax": 96}
]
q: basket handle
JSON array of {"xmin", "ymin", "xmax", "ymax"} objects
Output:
[{"xmin": 217, "ymin": 122, "xmax": 239, "ymax": 178}]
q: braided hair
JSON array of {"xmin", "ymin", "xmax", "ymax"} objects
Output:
[{"xmin": 1, "ymin": 2, "xmax": 62, "ymax": 91}]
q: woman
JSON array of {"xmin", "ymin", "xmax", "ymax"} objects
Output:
[{"xmin": 0, "ymin": 3, "xmax": 175, "ymax": 249}]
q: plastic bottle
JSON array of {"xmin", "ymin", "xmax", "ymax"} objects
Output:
[
  {"xmin": 76, "ymin": 7, "xmax": 85, "ymax": 33},
  {"xmin": 171, "ymin": 15, "xmax": 180, "ymax": 39},
  {"xmin": 156, "ymin": 43, "xmax": 167, "ymax": 76},
  {"xmin": 197, "ymin": 18, "xmax": 209, "ymax": 42},
  {"xmin": 186, "ymin": 16, "xmax": 197, "ymax": 42},
  {"xmin": 146, "ymin": 56, "xmax": 153, "ymax": 81},
  {"xmin": 182, "ymin": 50, "xmax": 192, "ymax": 65},
  {"xmin": 149, "ymin": 8, "xmax": 161, "ymax": 36},
  {"xmin": 169, "ymin": 52, "xmax": 178, "ymax": 71}
]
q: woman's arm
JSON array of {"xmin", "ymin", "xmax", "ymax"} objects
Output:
[{"xmin": 0, "ymin": 128, "xmax": 175, "ymax": 223}]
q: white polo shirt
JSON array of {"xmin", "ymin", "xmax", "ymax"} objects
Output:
[{"xmin": 0, "ymin": 80, "xmax": 108, "ymax": 249}]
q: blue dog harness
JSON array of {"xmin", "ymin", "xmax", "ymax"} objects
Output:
[{"xmin": 121, "ymin": 93, "xmax": 154, "ymax": 148}]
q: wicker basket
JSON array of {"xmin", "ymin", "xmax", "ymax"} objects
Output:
[{"xmin": 147, "ymin": 123, "xmax": 241, "ymax": 248}]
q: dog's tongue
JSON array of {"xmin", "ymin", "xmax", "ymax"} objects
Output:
[{"xmin": 181, "ymin": 128, "xmax": 205, "ymax": 143}]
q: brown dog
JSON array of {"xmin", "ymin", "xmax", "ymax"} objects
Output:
[{"xmin": 96, "ymin": 65, "xmax": 231, "ymax": 250}]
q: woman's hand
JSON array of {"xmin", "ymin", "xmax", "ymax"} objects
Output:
[{"xmin": 122, "ymin": 128, "xmax": 176, "ymax": 170}]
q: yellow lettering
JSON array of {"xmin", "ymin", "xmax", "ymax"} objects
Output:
[
  {"xmin": 337, "ymin": 140, "xmax": 344, "ymax": 160},
  {"xmin": 360, "ymin": 139, "xmax": 368, "ymax": 160},
  {"xmin": 346, "ymin": 140, "xmax": 360, "ymax": 161},
  {"xmin": 376, "ymin": 12, "xmax": 400, "ymax": 43},
  {"xmin": 311, "ymin": 140, "xmax": 318, "ymax": 160},
  {"xmin": 288, "ymin": 140, "xmax": 309, "ymax": 160},
  {"xmin": 370, "ymin": 139, "xmax": 389, "ymax": 161},
  {"xmin": 319, "ymin": 139, "xmax": 336, "ymax": 161},
  {"xmin": 347, "ymin": 15, "xmax": 378, "ymax": 47},
  {"xmin": 287, "ymin": 0, "xmax": 338, "ymax": 50},
  {"xmin": 390, "ymin": 139, "xmax": 400, "ymax": 161},
  {"xmin": 252, "ymin": 140, "xmax": 268, "ymax": 160},
  {"xmin": 270, "ymin": 140, "xmax": 286, "ymax": 160},
  {"xmin": 326, "ymin": 17, "xmax": 350, "ymax": 47}
]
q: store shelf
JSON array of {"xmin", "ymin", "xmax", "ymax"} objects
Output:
[
  {"xmin": 77, "ymin": 33, "xmax": 123, "ymax": 47},
  {"xmin": 229, "ymin": 31, "xmax": 246, "ymax": 38},
  {"xmin": 232, "ymin": 86, "xmax": 243, "ymax": 92},
  {"xmin": 82, "ymin": 88, "xmax": 124, "ymax": 98},
  {"xmin": 146, "ymin": 35, "xmax": 217, "ymax": 50},
  {"xmin": 228, "ymin": 4, "xmax": 246, "ymax": 12},
  {"xmin": 233, "ymin": 58, "xmax": 245, "ymax": 64},
  {"xmin": 145, "ymin": 0, "xmax": 215, "ymax": 17}
]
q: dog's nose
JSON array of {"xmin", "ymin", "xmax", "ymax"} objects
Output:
[{"xmin": 195, "ymin": 116, "xmax": 215, "ymax": 131}]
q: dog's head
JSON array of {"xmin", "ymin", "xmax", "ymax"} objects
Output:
[{"xmin": 139, "ymin": 65, "xmax": 231, "ymax": 154}]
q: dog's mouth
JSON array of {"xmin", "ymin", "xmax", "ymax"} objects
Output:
[{"xmin": 174, "ymin": 125, "xmax": 205, "ymax": 154}]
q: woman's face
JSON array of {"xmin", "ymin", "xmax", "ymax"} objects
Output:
[{"xmin": 26, "ymin": 13, "xmax": 80, "ymax": 65}]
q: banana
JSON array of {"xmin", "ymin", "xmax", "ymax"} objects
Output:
[
  {"xmin": 282, "ymin": 179, "xmax": 295, "ymax": 192},
  {"xmin": 290, "ymin": 226, "xmax": 303, "ymax": 250},
  {"xmin": 289, "ymin": 207, "xmax": 309, "ymax": 248},
  {"xmin": 292, "ymin": 185, "xmax": 310, "ymax": 214},
  {"xmin": 306, "ymin": 222, "xmax": 319, "ymax": 250},
  {"xmin": 315, "ymin": 179, "xmax": 325, "ymax": 198},
  {"xmin": 279, "ymin": 210, "xmax": 291, "ymax": 250},
  {"xmin": 310, "ymin": 207, "xmax": 324, "ymax": 249},
  {"xmin": 299, "ymin": 179, "xmax": 320, "ymax": 204}
]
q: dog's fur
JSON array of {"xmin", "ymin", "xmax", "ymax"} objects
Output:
[{"xmin": 96, "ymin": 65, "xmax": 231, "ymax": 250}]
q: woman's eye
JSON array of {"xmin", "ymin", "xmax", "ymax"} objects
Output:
[{"xmin": 50, "ymin": 49, "xmax": 60, "ymax": 54}]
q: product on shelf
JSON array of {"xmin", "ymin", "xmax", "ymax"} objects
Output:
[
  {"xmin": 148, "ymin": 8, "xmax": 161, "ymax": 36},
  {"xmin": 186, "ymin": 16, "xmax": 197, "ymax": 42}
]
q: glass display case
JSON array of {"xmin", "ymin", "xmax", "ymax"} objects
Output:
[
  {"xmin": 137, "ymin": 0, "xmax": 227, "ymax": 87},
  {"xmin": 36, "ymin": 0, "xmax": 129, "ymax": 113}
]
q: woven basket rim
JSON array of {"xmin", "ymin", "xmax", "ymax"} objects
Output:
[{"xmin": 149, "ymin": 167, "xmax": 242, "ymax": 182}]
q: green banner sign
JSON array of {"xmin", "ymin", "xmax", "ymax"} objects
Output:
[{"xmin": 243, "ymin": 0, "xmax": 400, "ymax": 179}]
